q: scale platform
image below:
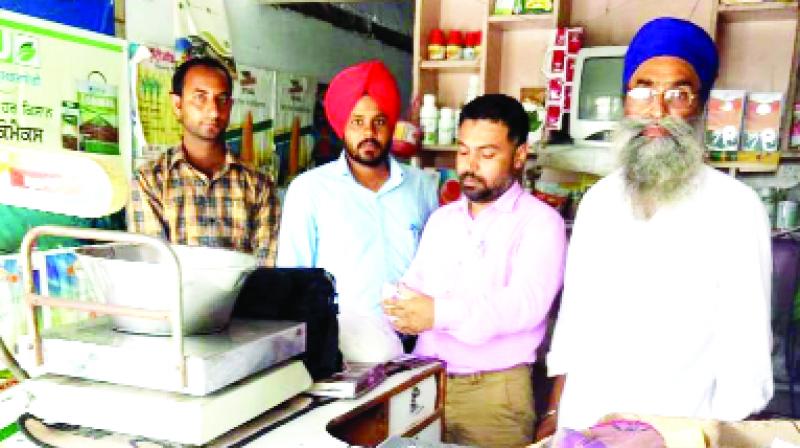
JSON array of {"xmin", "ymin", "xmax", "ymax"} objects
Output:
[
  {"xmin": 26, "ymin": 359, "xmax": 313, "ymax": 446},
  {"xmin": 25, "ymin": 318, "xmax": 306, "ymax": 396}
]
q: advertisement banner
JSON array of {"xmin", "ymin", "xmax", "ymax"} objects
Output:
[
  {"xmin": 0, "ymin": 10, "xmax": 130, "ymax": 218},
  {"xmin": 275, "ymin": 72, "xmax": 316, "ymax": 185},
  {"xmin": 227, "ymin": 65, "xmax": 276, "ymax": 179},
  {"xmin": 130, "ymin": 43, "xmax": 182, "ymax": 167}
]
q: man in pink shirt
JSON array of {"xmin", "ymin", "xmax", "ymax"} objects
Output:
[{"xmin": 383, "ymin": 94, "xmax": 567, "ymax": 448}]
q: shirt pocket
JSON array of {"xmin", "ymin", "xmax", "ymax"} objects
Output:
[
  {"xmin": 391, "ymin": 217, "xmax": 424, "ymax": 268},
  {"xmin": 408, "ymin": 220, "xmax": 423, "ymax": 247}
]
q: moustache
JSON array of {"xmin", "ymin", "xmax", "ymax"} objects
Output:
[
  {"xmin": 358, "ymin": 138, "xmax": 383, "ymax": 151},
  {"xmin": 618, "ymin": 116, "xmax": 697, "ymax": 140},
  {"xmin": 459, "ymin": 172, "xmax": 486, "ymax": 185}
]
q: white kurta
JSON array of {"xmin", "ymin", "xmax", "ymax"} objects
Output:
[{"xmin": 548, "ymin": 165, "xmax": 774, "ymax": 430}]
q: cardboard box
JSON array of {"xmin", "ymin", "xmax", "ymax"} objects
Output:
[{"xmin": 531, "ymin": 414, "xmax": 800, "ymax": 448}]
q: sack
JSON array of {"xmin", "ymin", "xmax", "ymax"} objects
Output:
[{"xmin": 232, "ymin": 267, "xmax": 342, "ymax": 380}]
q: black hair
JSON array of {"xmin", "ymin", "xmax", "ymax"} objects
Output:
[
  {"xmin": 171, "ymin": 57, "xmax": 233, "ymax": 96},
  {"xmin": 459, "ymin": 94, "xmax": 529, "ymax": 147}
]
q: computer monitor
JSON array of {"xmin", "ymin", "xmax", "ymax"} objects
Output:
[{"xmin": 569, "ymin": 46, "xmax": 627, "ymax": 147}]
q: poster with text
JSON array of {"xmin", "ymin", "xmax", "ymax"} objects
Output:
[
  {"xmin": 275, "ymin": 72, "xmax": 316, "ymax": 185},
  {"xmin": 0, "ymin": 10, "xmax": 130, "ymax": 218},
  {"xmin": 227, "ymin": 65, "xmax": 276, "ymax": 180},
  {"xmin": 130, "ymin": 43, "xmax": 182, "ymax": 168}
]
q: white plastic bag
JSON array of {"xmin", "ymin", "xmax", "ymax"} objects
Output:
[{"xmin": 338, "ymin": 312, "xmax": 403, "ymax": 363}]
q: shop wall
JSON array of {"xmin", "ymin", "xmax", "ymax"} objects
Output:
[
  {"xmin": 125, "ymin": 0, "xmax": 413, "ymax": 105},
  {"xmin": 569, "ymin": 0, "xmax": 714, "ymax": 46}
]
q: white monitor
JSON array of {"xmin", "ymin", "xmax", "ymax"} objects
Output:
[{"xmin": 569, "ymin": 46, "xmax": 627, "ymax": 147}]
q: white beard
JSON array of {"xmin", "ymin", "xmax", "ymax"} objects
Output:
[{"xmin": 615, "ymin": 116, "xmax": 705, "ymax": 220}]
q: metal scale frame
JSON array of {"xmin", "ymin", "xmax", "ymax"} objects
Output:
[{"xmin": 17, "ymin": 226, "xmax": 312, "ymax": 445}]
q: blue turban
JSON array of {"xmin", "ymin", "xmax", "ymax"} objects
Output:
[{"xmin": 623, "ymin": 17, "xmax": 719, "ymax": 100}]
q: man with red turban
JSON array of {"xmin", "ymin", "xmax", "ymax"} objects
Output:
[{"xmin": 277, "ymin": 60, "xmax": 438, "ymax": 359}]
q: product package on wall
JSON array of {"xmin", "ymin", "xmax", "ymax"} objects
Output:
[{"xmin": 173, "ymin": 0, "xmax": 235, "ymax": 75}]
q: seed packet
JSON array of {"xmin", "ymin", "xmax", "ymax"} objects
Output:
[
  {"xmin": 705, "ymin": 89, "xmax": 746, "ymax": 152},
  {"xmin": 742, "ymin": 92, "xmax": 783, "ymax": 152}
]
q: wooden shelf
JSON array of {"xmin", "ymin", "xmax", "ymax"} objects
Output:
[
  {"xmin": 488, "ymin": 14, "xmax": 555, "ymax": 30},
  {"xmin": 780, "ymin": 151, "xmax": 800, "ymax": 161},
  {"xmin": 718, "ymin": 2, "xmax": 799, "ymax": 22},
  {"xmin": 708, "ymin": 161, "xmax": 779, "ymax": 172},
  {"xmin": 419, "ymin": 60, "xmax": 481, "ymax": 71},
  {"xmin": 706, "ymin": 151, "xmax": 781, "ymax": 172},
  {"xmin": 707, "ymin": 151, "xmax": 800, "ymax": 161}
]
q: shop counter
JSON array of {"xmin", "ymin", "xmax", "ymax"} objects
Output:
[{"xmin": 0, "ymin": 361, "xmax": 445, "ymax": 447}]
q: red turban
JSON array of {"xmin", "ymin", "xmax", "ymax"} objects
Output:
[{"xmin": 324, "ymin": 60, "xmax": 401, "ymax": 139}]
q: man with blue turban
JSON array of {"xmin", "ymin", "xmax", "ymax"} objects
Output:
[{"xmin": 538, "ymin": 17, "xmax": 773, "ymax": 436}]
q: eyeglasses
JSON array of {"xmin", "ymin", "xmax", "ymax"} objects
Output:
[{"xmin": 626, "ymin": 86, "xmax": 697, "ymax": 111}]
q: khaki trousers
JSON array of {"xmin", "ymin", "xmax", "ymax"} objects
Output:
[{"xmin": 443, "ymin": 364, "xmax": 534, "ymax": 448}]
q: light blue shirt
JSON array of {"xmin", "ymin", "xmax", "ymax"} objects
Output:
[{"xmin": 277, "ymin": 152, "xmax": 439, "ymax": 314}]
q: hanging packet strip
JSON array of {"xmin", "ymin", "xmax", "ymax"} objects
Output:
[{"xmin": 174, "ymin": 0, "xmax": 236, "ymax": 76}]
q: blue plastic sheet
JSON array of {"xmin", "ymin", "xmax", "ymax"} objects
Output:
[{"xmin": 0, "ymin": 0, "xmax": 115, "ymax": 35}]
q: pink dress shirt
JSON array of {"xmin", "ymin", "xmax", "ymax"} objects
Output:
[{"xmin": 402, "ymin": 181, "xmax": 566, "ymax": 374}]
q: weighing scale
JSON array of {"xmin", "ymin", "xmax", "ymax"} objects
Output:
[{"xmin": 16, "ymin": 226, "xmax": 314, "ymax": 446}]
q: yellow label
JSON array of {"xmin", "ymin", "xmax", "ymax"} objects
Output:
[
  {"xmin": 445, "ymin": 45, "xmax": 462, "ymax": 60},
  {"xmin": 428, "ymin": 44, "xmax": 445, "ymax": 61},
  {"xmin": 525, "ymin": 0, "xmax": 553, "ymax": 12}
]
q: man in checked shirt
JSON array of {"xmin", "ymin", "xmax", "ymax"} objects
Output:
[{"xmin": 128, "ymin": 57, "xmax": 279, "ymax": 265}]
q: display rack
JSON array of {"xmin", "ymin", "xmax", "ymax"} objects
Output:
[{"xmin": 413, "ymin": 0, "xmax": 569, "ymax": 167}]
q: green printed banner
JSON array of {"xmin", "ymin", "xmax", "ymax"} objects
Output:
[{"xmin": 0, "ymin": 10, "xmax": 130, "ymax": 217}]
